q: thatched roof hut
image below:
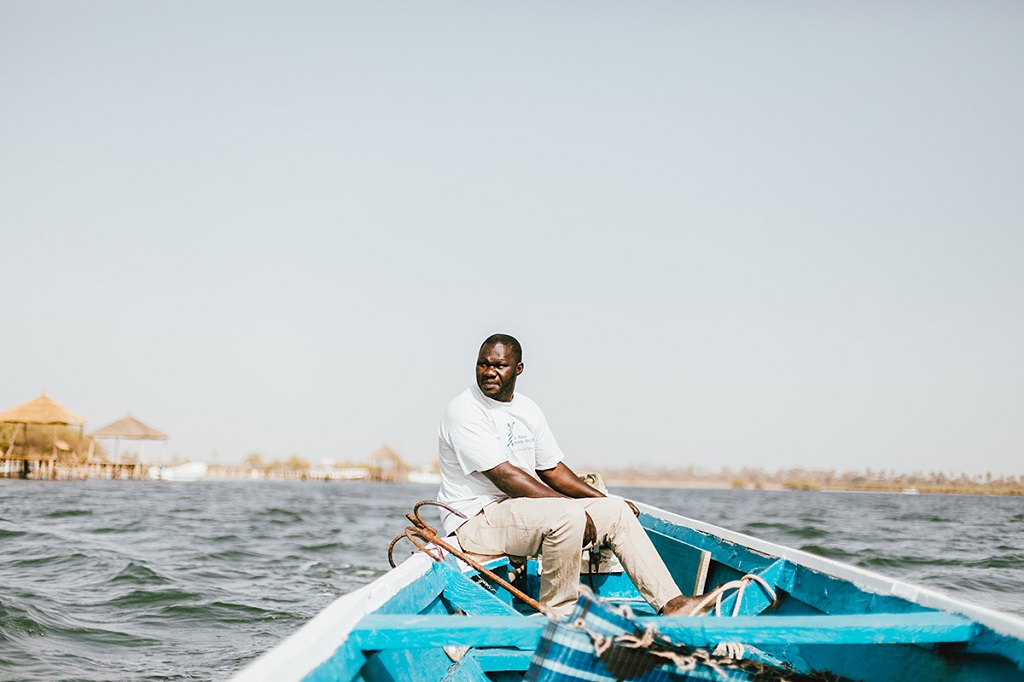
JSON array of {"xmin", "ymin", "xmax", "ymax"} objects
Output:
[
  {"xmin": 90, "ymin": 414, "xmax": 169, "ymax": 464},
  {"xmin": 0, "ymin": 391, "xmax": 86, "ymax": 469},
  {"xmin": 91, "ymin": 415, "xmax": 168, "ymax": 440},
  {"xmin": 0, "ymin": 391, "xmax": 86, "ymax": 426}
]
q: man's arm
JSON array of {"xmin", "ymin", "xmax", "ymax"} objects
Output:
[
  {"xmin": 536, "ymin": 462, "xmax": 604, "ymax": 498},
  {"xmin": 482, "ymin": 462, "xmax": 568, "ymax": 499},
  {"xmin": 538, "ymin": 462, "xmax": 642, "ymax": 517},
  {"xmin": 480, "ymin": 462, "xmax": 597, "ymax": 547}
]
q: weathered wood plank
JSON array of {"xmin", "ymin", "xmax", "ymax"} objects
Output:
[
  {"xmin": 352, "ymin": 615, "xmax": 540, "ymax": 650},
  {"xmin": 465, "ymin": 648, "xmax": 532, "ymax": 672},
  {"xmin": 351, "ymin": 612, "xmax": 974, "ymax": 649},
  {"xmin": 300, "ymin": 641, "xmax": 366, "ymax": 682},
  {"xmin": 438, "ymin": 647, "xmax": 524, "ymax": 679},
  {"xmin": 441, "ymin": 566, "xmax": 520, "ymax": 616},
  {"xmin": 375, "ymin": 562, "xmax": 449, "ymax": 616},
  {"xmin": 660, "ymin": 612, "xmax": 974, "ymax": 646},
  {"xmin": 788, "ymin": 564, "xmax": 930, "ymax": 616},
  {"xmin": 643, "ymin": 515, "xmax": 775, "ymax": 577},
  {"xmin": 362, "ymin": 647, "xmax": 460, "ymax": 682}
]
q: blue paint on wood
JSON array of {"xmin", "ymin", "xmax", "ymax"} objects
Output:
[
  {"xmin": 375, "ymin": 562, "xmax": 448, "ymax": 616},
  {"xmin": 798, "ymin": 640, "xmax": 1024, "ymax": 682},
  {"xmin": 362, "ymin": 646, "xmax": 460, "ymax": 682},
  {"xmin": 301, "ymin": 640, "xmax": 366, "ymax": 682},
  {"xmin": 739, "ymin": 644, "xmax": 817, "ymax": 678},
  {"xmin": 458, "ymin": 557, "xmax": 517, "ymax": 608},
  {"xmin": 715, "ymin": 559, "xmax": 787, "ymax": 616},
  {"xmin": 441, "ymin": 566, "xmax": 520, "ymax": 616},
  {"xmin": 645, "ymin": 528, "xmax": 711, "ymax": 596},
  {"xmin": 438, "ymin": 647, "xmax": 528, "ymax": 675},
  {"xmin": 642, "ymin": 515, "xmax": 777, "ymax": 597},
  {"xmin": 526, "ymin": 558, "xmax": 540, "ymax": 603},
  {"xmin": 788, "ymin": 564, "xmax": 931, "ymax": 617},
  {"xmin": 656, "ymin": 612, "xmax": 974, "ymax": 646},
  {"xmin": 967, "ymin": 623, "xmax": 1024, "ymax": 670},
  {"xmin": 579, "ymin": 571, "xmax": 644, "ymax": 602},
  {"xmin": 464, "ymin": 648, "xmax": 531, "ymax": 672},
  {"xmin": 439, "ymin": 652, "xmax": 500, "ymax": 682},
  {"xmin": 351, "ymin": 612, "xmax": 974, "ymax": 650},
  {"xmin": 351, "ymin": 614, "xmax": 538, "ymax": 650},
  {"xmin": 641, "ymin": 515, "xmax": 938, "ymax": 620},
  {"xmin": 642, "ymin": 515, "xmax": 773, "ymax": 573}
]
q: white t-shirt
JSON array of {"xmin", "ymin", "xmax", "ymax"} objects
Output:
[{"xmin": 436, "ymin": 385, "xmax": 564, "ymax": 535}]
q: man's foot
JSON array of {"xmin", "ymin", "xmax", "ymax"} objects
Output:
[{"xmin": 659, "ymin": 594, "xmax": 705, "ymax": 616}]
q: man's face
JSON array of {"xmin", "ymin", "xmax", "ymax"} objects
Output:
[{"xmin": 476, "ymin": 342, "xmax": 523, "ymax": 402}]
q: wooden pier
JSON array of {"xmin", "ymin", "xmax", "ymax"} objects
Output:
[{"xmin": 0, "ymin": 456, "xmax": 145, "ymax": 480}]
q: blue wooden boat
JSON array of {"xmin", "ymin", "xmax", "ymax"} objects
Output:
[{"xmin": 231, "ymin": 500, "xmax": 1024, "ymax": 681}]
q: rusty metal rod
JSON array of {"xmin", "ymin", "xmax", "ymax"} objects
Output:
[{"xmin": 388, "ymin": 500, "xmax": 551, "ymax": 616}]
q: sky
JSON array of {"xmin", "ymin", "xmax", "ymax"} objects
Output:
[{"xmin": 2, "ymin": 2, "xmax": 1022, "ymax": 477}]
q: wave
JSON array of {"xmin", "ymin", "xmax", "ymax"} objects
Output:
[
  {"xmin": 42, "ymin": 509, "xmax": 93, "ymax": 519},
  {"xmin": 8, "ymin": 552, "xmax": 92, "ymax": 569},
  {"xmin": 298, "ymin": 541, "xmax": 347, "ymax": 552},
  {"xmin": 108, "ymin": 588, "xmax": 203, "ymax": 608},
  {"xmin": 968, "ymin": 554, "xmax": 1024, "ymax": 570},
  {"xmin": 858, "ymin": 555, "xmax": 963, "ymax": 569},
  {"xmin": 743, "ymin": 521, "xmax": 829, "ymax": 539},
  {"xmin": 0, "ymin": 598, "xmax": 47, "ymax": 641},
  {"xmin": 111, "ymin": 562, "xmax": 171, "ymax": 586},
  {"xmin": 258, "ymin": 507, "xmax": 304, "ymax": 523},
  {"xmin": 798, "ymin": 544, "xmax": 859, "ymax": 560},
  {"xmin": 157, "ymin": 600, "xmax": 299, "ymax": 624},
  {"xmin": 0, "ymin": 596, "xmax": 161, "ymax": 648}
]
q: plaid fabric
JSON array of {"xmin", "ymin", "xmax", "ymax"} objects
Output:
[{"xmin": 524, "ymin": 591, "xmax": 756, "ymax": 682}]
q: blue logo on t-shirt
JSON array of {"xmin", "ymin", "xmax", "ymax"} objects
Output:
[{"xmin": 506, "ymin": 421, "xmax": 533, "ymax": 449}]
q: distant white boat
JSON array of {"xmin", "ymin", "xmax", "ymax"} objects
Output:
[
  {"xmin": 902, "ymin": 486, "xmax": 921, "ymax": 495},
  {"xmin": 148, "ymin": 462, "xmax": 208, "ymax": 482},
  {"xmin": 323, "ymin": 467, "xmax": 371, "ymax": 481},
  {"xmin": 406, "ymin": 470, "xmax": 441, "ymax": 484}
]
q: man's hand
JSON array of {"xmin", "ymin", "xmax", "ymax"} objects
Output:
[
  {"xmin": 583, "ymin": 511, "xmax": 597, "ymax": 548},
  {"xmin": 625, "ymin": 500, "xmax": 640, "ymax": 517}
]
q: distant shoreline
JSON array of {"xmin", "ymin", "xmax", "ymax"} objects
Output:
[
  {"xmin": 605, "ymin": 477, "xmax": 1023, "ymax": 496},
  {"xmin": 5, "ymin": 462, "xmax": 1019, "ymax": 496}
]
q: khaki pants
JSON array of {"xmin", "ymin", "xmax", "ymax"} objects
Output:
[{"xmin": 455, "ymin": 497, "xmax": 682, "ymax": 616}]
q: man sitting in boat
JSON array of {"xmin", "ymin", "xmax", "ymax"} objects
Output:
[{"xmin": 437, "ymin": 333, "xmax": 699, "ymax": 617}]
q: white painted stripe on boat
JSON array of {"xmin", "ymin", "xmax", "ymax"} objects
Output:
[
  {"xmin": 638, "ymin": 501, "xmax": 1024, "ymax": 641},
  {"xmin": 228, "ymin": 552, "xmax": 435, "ymax": 682}
]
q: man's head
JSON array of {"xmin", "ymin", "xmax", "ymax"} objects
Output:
[{"xmin": 476, "ymin": 334, "xmax": 523, "ymax": 402}]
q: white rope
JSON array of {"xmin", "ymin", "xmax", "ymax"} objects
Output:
[
  {"xmin": 686, "ymin": 572, "xmax": 777, "ymax": 617},
  {"xmin": 677, "ymin": 572, "xmax": 777, "ymax": 665},
  {"xmin": 712, "ymin": 641, "xmax": 746, "ymax": 659}
]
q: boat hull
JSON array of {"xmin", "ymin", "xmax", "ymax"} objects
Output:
[{"xmin": 231, "ymin": 501, "xmax": 1024, "ymax": 681}]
